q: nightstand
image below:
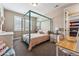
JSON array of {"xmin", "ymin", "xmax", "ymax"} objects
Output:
[
  {"xmin": 50, "ymin": 34, "xmax": 57, "ymax": 43},
  {"xmin": 50, "ymin": 33, "xmax": 62, "ymax": 43}
]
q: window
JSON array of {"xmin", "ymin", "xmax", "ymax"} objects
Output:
[
  {"xmin": 37, "ymin": 22, "xmax": 41, "ymax": 30},
  {"xmin": 25, "ymin": 20, "xmax": 29, "ymax": 31},
  {"xmin": 14, "ymin": 16, "xmax": 33, "ymax": 31},
  {"xmin": 25, "ymin": 20, "xmax": 32, "ymax": 31},
  {"xmin": 14, "ymin": 16, "xmax": 22, "ymax": 31}
]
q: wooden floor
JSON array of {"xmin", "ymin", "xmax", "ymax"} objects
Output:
[{"xmin": 13, "ymin": 39, "xmax": 68, "ymax": 56}]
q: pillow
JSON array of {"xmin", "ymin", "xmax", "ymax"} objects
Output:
[
  {"xmin": 0, "ymin": 40, "xmax": 5, "ymax": 50},
  {"xmin": 0, "ymin": 39, "xmax": 9, "ymax": 56},
  {"xmin": 0, "ymin": 43, "xmax": 6, "ymax": 50},
  {"xmin": 0, "ymin": 47, "xmax": 9, "ymax": 56},
  {"xmin": 42, "ymin": 30, "xmax": 48, "ymax": 34},
  {"xmin": 3, "ymin": 48, "xmax": 15, "ymax": 56},
  {"xmin": 37, "ymin": 30, "xmax": 45, "ymax": 34}
]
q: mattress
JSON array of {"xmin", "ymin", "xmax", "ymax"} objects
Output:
[{"xmin": 23, "ymin": 33, "xmax": 48, "ymax": 44}]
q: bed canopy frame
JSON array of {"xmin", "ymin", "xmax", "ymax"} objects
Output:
[{"xmin": 21, "ymin": 10, "xmax": 53, "ymax": 44}]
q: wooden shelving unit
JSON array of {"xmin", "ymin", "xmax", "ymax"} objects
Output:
[{"xmin": 70, "ymin": 20, "xmax": 79, "ymax": 36}]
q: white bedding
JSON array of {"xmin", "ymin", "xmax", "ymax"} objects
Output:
[{"xmin": 23, "ymin": 33, "xmax": 48, "ymax": 44}]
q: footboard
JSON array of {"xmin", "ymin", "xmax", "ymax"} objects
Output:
[{"xmin": 28, "ymin": 35, "xmax": 49, "ymax": 51}]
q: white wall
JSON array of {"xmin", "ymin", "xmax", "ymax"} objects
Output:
[
  {"xmin": 4, "ymin": 9, "xmax": 23, "ymax": 32},
  {"xmin": 46, "ymin": 7, "xmax": 64, "ymax": 32},
  {"xmin": 66, "ymin": 4, "xmax": 79, "ymax": 15}
]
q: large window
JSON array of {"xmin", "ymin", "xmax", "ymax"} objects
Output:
[
  {"xmin": 25, "ymin": 20, "xmax": 32, "ymax": 31},
  {"xmin": 14, "ymin": 16, "xmax": 22, "ymax": 31},
  {"xmin": 37, "ymin": 21, "xmax": 41, "ymax": 30}
]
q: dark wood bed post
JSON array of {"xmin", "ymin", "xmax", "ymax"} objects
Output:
[
  {"xmin": 21, "ymin": 17, "xmax": 23, "ymax": 40},
  {"xmin": 29, "ymin": 10, "xmax": 31, "ymax": 44}
]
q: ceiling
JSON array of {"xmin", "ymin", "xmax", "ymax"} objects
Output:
[{"xmin": 2, "ymin": 3, "xmax": 71, "ymax": 15}]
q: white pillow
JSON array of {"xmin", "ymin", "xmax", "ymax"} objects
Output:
[
  {"xmin": 37, "ymin": 30, "xmax": 44, "ymax": 34},
  {"xmin": 42, "ymin": 30, "xmax": 48, "ymax": 34},
  {"xmin": 37, "ymin": 30, "xmax": 48, "ymax": 34}
]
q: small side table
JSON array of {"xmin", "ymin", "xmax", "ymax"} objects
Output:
[
  {"xmin": 50, "ymin": 33, "xmax": 64, "ymax": 42},
  {"xmin": 50, "ymin": 33, "xmax": 60, "ymax": 43},
  {"xmin": 50, "ymin": 34, "xmax": 56, "ymax": 42}
]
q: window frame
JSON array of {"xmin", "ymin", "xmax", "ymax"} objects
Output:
[{"xmin": 14, "ymin": 16, "xmax": 22, "ymax": 31}]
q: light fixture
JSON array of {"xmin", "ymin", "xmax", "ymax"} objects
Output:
[{"xmin": 32, "ymin": 3, "xmax": 38, "ymax": 6}]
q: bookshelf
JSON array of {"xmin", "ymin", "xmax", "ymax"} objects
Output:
[{"xmin": 70, "ymin": 20, "xmax": 79, "ymax": 36}]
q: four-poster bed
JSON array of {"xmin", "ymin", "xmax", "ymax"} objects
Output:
[{"xmin": 21, "ymin": 10, "xmax": 53, "ymax": 51}]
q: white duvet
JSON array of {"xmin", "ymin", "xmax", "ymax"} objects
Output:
[{"xmin": 23, "ymin": 33, "xmax": 48, "ymax": 44}]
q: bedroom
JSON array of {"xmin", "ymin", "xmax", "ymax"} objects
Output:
[{"xmin": 0, "ymin": 3, "xmax": 79, "ymax": 56}]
